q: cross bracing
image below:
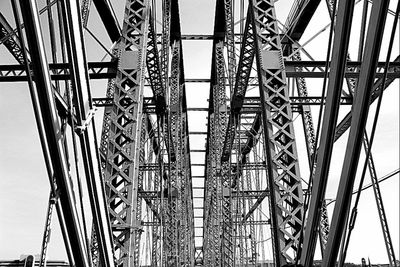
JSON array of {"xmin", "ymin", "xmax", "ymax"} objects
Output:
[{"xmin": 0, "ymin": 0, "xmax": 399, "ymax": 266}]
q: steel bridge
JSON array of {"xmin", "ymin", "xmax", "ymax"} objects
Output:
[{"xmin": 0, "ymin": 0, "xmax": 399, "ymax": 266}]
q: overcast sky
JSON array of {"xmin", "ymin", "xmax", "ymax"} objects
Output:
[{"xmin": 0, "ymin": 0, "xmax": 398, "ymax": 265}]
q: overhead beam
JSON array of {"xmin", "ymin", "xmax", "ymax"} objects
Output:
[{"xmin": 1, "ymin": 61, "xmax": 399, "ymax": 82}]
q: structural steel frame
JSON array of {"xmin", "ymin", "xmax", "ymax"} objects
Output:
[{"xmin": 1, "ymin": 0, "xmax": 399, "ymax": 266}]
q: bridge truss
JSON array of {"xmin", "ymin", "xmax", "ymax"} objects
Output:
[{"xmin": 0, "ymin": 0, "xmax": 399, "ymax": 266}]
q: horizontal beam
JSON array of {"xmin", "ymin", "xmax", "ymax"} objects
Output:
[
  {"xmin": 93, "ymin": 96, "xmax": 352, "ymax": 108},
  {"xmin": 1, "ymin": 61, "xmax": 398, "ymax": 82},
  {"xmin": 0, "ymin": 61, "xmax": 116, "ymax": 81}
]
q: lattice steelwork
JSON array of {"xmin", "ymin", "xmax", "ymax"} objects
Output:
[
  {"xmin": 102, "ymin": 0, "xmax": 149, "ymax": 265},
  {"xmin": 1, "ymin": 0, "xmax": 399, "ymax": 267},
  {"xmin": 250, "ymin": 0, "xmax": 304, "ymax": 263}
]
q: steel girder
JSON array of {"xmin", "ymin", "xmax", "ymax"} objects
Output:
[
  {"xmin": 162, "ymin": 40, "xmax": 195, "ymax": 267},
  {"xmin": 216, "ymin": 45, "xmax": 232, "ymax": 267},
  {"xmin": 244, "ymin": 155, "xmax": 258, "ymax": 265},
  {"xmin": 322, "ymin": 1, "xmax": 389, "ymax": 265},
  {"xmin": 284, "ymin": 0, "xmax": 322, "ymax": 43},
  {"xmin": 361, "ymin": 135, "xmax": 398, "ymax": 267},
  {"xmin": 18, "ymin": 0, "xmax": 90, "ymax": 265},
  {"xmin": 334, "ymin": 55, "xmax": 400, "ymax": 141},
  {"xmin": 224, "ymin": 0, "xmax": 236, "ymax": 92},
  {"xmin": 0, "ymin": 12, "xmax": 25, "ymax": 64},
  {"xmin": 161, "ymin": 0, "xmax": 171, "ymax": 87},
  {"xmin": 146, "ymin": 11, "xmax": 166, "ymax": 115},
  {"xmin": 235, "ymin": 114, "xmax": 264, "ymax": 265},
  {"xmin": 100, "ymin": 0, "xmax": 150, "ymax": 265},
  {"xmin": 60, "ymin": 0, "xmax": 115, "ymax": 265},
  {"xmin": 38, "ymin": 193, "xmax": 57, "ymax": 267},
  {"xmin": 300, "ymin": 0, "xmax": 356, "ymax": 264},
  {"xmin": 203, "ymin": 2, "xmax": 235, "ymax": 263},
  {"xmin": 291, "ymin": 46, "xmax": 330, "ymax": 255},
  {"xmin": 325, "ymin": 2, "xmax": 397, "ymax": 264},
  {"xmin": 203, "ymin": 97, "xmax": 219, "ymax": 265},
  {"xmin": 3, "ymin": 4, "xmax": 80, "ymax": 264},
  {"xmin": 203, "ymin": 41, "xmax": 229, "ymax": 266},
  {"xmin": 1, "ymin": 60, "xmax": 400, "ymax": 82},
  {"xmin": 0, "ymin": 10, "xmax": 77, "ymax": 123},
  {"xmin": 222, "ymin": 8, "xmax": 255, "ymax": 164},
  {"xmin": 0, "ymin": 61, "xmax": 116, "ymax": 81},
  {"xmin": 250, "ymin": 0, "xmax": 304, "ymax": 264},
  {"xmin": 92, "ymin": 0, "xmax": 121, "ymax": 42},
  {"xmin": 164, "ymin": 41, "xmax": 180, "ymax": 266}
]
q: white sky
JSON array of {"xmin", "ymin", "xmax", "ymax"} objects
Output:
[{"xmin": 0, "ymin": 0, "xmax": 398, "ymax": 265}]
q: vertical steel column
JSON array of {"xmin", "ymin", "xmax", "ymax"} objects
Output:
[
  {"xmin": 18, "ymin": 0, "xmax": 89, "ymax": 265},
  {"xmin": 145, "ymin": 14, "xmax": 169, "ymax": 265},
  {"xmin": 102, "ymin": 0, "xmax": 149, "ymax": 265},
  {"xmin": 300, "ymin": 0, "xmax": 355, "ymax": 265},
  {"xmin": 165, "ymin": 41, "xmax": 181, "ymax": 266},
  {"xmin": 158, "ymin": 2, "xmax": 172, "ymax": 264},
  {"xmin": 250, "ymin": 0, "xmax": 304, "ymax": 264},
  {"xmin": 179, "ymin": 107, "xmax": 193, "ymax": 266},
  {"xmin": 203, "ymin": 107, "xmax": 221, "ymax": 266},
  {"xmin": 94, "ymin": 47, "xmax": 118, "ymax": 267},
  {"xmin": 136, "ymin": 117, "xmax": 147, "ymax": 266},
  {"xmin": 214, "ymin": 42, "xmax": 231, "ymax": 267},
  {"xmin": 322, "ymin": 1, "xmax": 389, "ymax": 265}
]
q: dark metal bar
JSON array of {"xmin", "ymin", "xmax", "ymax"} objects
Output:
[
  {"xmin": 10, "ymin": 1, "xmax": 75, "ymax": 264},
  {"xmin": 1, "ymin": 60, "xmax": 399, "ymax": 82},
  {"xmin": 18, "ymin": 0, "xmax": 89, "ymax": 265},
  {"xmin": 284, "ymin": 0, "xmax": 322, "ymax": 42},
  {"xmin": 300, "ymin": 0, "xmax": 356, "ymax": 265},
  {"xmin": 92, "ymin": 0, "xmax": 120, "ymax": 42},
  {"xmin": 60, "ymin": 0, "xmax": 115, "ymax": 266},
  {"xmin": 322, "ymin": 1, "xmax": 389, "ymax": 265}
]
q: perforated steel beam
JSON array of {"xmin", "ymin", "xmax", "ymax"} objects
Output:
[
  {"xmin": 101, "ymin": 0, "xmax": 149, "ymax": 265},
  {"xmin": 250, "ymin": 0, "xmax": 304, "ymax": 264}
]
